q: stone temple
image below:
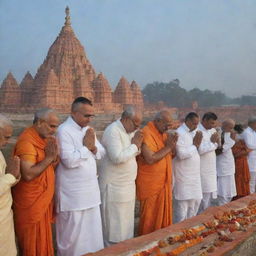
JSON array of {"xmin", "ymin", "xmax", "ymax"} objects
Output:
[{"xmin": 0, "ymin": 7, "xmax": 144, "ymax": 113}]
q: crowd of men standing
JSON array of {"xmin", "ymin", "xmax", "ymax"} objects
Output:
[{"xmin": 0, "ymin": 96, "xmax": 256, "ymax": 256}]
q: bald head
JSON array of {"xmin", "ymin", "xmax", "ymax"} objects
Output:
[
  {"xmin": 0, "ymin": 114, "xmax": 13, "ymax": 149},
  {"xmin": 154, "ymin": 110, "xmax": 173, "ymax": 133},
  {"xmin": 222, "ymin": 118, "xmax": 235, "ymax": 132}
]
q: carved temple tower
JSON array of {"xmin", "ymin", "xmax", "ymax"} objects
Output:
[
  {"xmin": 0, "ymin": 7, "xmax": 143, "ymax": 113},
  {"xmin": 0, "ymin": 72, "xmax": 21, "ymax": 111}
]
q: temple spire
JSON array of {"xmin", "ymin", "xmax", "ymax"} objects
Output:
[{"xmin": 65, "ymin": 6, "xmax": 71, "ymax": 26}]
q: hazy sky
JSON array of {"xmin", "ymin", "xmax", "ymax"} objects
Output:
[{"xmin": 1, "ymin": 0, "xmax": 256, "ymax": 97}]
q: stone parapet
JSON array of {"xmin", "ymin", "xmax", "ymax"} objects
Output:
[{"xmin": 84, "ymin": 194, "xmax": 256, "ymax": 256}]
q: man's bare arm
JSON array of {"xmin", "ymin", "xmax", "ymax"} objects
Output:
[
  {"xmin": 21, "ymin": 139, "xmax": 57, "ymax": 181},
  {"xmin": 21, "ymin": 157, "xmax": 54, "ymax": 181},
  {"xmin": 141, "ymin": 143, "xmax": 172, "ymax": 165}
]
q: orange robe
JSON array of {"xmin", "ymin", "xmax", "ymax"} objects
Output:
[
  {"xmin": 232, "ymin": 140, "xmax": 250, "ymax": 198},
  {"xmin": 12, "ymin": 127, "xmax": 55, "ymax": 256},
  {"xmin": 136, "ymin": 121, "xmax": 172, "ymax": 235}
]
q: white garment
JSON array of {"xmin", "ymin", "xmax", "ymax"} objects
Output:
[
  {"xmin": 249, "ymin": 172, "xmax": 256, "ymax": 193},
  {"xmin": 56, "ymin": 206, "xmax": 103, "ymax": 256},
  {"xmin": 216, "ymin": 132, "xmax": 235, "ymax": 176},
  {"xmin": 0, "ymin": 151, "xmax": 17, "ymax": 256},
  {"xmin": 56, "ymin": 116, "xmax": 106, "ymax": 212},
  {"xmin": 55, "ymin": 116, "xmax": 105, "ymax": 254},
  {"xmin": 198, "ymin": 192, "xmax": 216, "ymax": 214},
  {"xmin": 173, "ymin": 123, "xmax": 202, "ymax": 200},
  {"xmin": 198, "ymin": 123, "xmax": 218, "ymax": 193},
  {"xmin": 242, "ymin": 127, "xmax": 256, "ymax": 173},
  {"xmin": 216, "ymin": 132, "xmax": 236, "ymax": 200},
  {"xmin": 217, "ymin": 196, "xmax": 233, "ymax": 206},
  {"xmin": 101, "ymin": 187, "xmax": 135, "ymax": 245},
  {"xmin": 98, "ymin": 119, "xmax": 140, "ymax": 244},
  {"xmin": 174, "ymin": 199, "xmax": 201, "ymax": 223},
  {"xmin": 217, "ymin": 175, "xmax": 237, "ymax": 198}
]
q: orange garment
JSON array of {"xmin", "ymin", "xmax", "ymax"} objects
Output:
[
  {"xmin": 232, "ymin": 140, "xmax": 250, "ymax": 198},
  {"xmin": 136, "ymin": 121, "xmax": 172, "ymax": 235},
  {"xmin": 12, "ymin": 127, "xmax": 55, "ymax": 256}
]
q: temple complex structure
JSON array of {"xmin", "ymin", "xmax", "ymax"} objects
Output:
[{"xmin": 0, "ymin": 7, "xmax": 144, "ymax": 113}]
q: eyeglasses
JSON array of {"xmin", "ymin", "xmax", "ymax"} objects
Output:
[{"xmin": 82, "ymin": 114, "xmax": 95, "ymax": 118}]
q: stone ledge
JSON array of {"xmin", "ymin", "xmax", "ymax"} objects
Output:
[{"xmin": 84, "ymin": 194, "xmax": 256, "ymax": 256}]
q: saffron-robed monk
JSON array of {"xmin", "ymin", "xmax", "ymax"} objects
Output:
[
  {"xmin": 136, "ymin": 110, "xmax": 178, "ymax": 235},
  {"xmin": 12, "ymin": 108, "xmax": 59, "ymax": 256}
]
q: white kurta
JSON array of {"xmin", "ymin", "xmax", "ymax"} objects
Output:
[
  {"xmin": 216, "ymin": 132, "xmax": 235, "ymax": 177},
  {"xmin": 216, "ymin": 132, "xmax": 236, "ymax": 199},
  {"xmin": 242, "ymin": 127, "xmax": 256, "ymax": 193},
  {"xmin": 198, "ymin": 123, "xmax": 218, "ymax": 193},
  {"xmin": 55, "ymin": 116, "xmax": 105, "ymax": 255},
  {"xmin": 242, "ymin": 127, "xmax": 256, "ymax": 172},
  {"xmin": 98, "ymin": 119, "xmax": 139, "ymax": 244},
  {"xmin": 173, "ymin": 123, "xmax": 202, "ymax": 200},
  {"xmin": 0, "ymin": 151, "xmax": 17, "ymax": 256}
]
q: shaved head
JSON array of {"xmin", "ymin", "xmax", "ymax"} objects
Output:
[
  {"xmin": 222, "ymin": 118, "xmax": 235, "ymax": 127},
  {"xmin": 222, "ymin": 118, "xmax": 235, "ymax": 132}
]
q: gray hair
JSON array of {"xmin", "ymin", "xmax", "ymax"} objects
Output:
[
  {"xmin": 248, "ymin": 116, "xmax": 256, "ymax": 125},
  {"xmin": 0, "ymin": 114, "xmax": 13, "ymax": 129},
  {"xmin": 154, "ymin": 110, "xmax": 171, "ymax": 121},
  {"xmin": 121, "ymin": 106, "xmax": 137, "ymax": 119},
  {"xmin": 33, "ymin": 108, "xmax": 56, "ymax": 124},
  {"xmin": 154, "ymin": 112, "xmax": 162, "ymax": 120}
]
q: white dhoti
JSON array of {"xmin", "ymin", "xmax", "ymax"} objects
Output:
[
  {"xmin": 217, "ymin": 175, "xmax": 237, "ymax": 197},
  {"xmin": 100, "ymin": 183, "xmax": 135, "ymax": 246},
  {"xmin": 249, "ymin": 172, "xmax": 256, "ymax": 193},
  {"xmin": 197, "ymin": 192, "xmax": 217, "ymax": 214},
  {"xmin": 0, "ymin": 211, "xmax": 17, "ymax": 256},
  {"xmin": 174, "ymin": 199, "xmax": 201, "ymax": 223},
  {"xmin": 217, "ymin": 175, "xmax": 237, "ymax": 206},
  {"xmin": 217, "ymin": 196, "xmax": 232, "ymax": 206},
  {"xmin": 56, "ymin": 206, "xmax": 104, "ymax": 256}
]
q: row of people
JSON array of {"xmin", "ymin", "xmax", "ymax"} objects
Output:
[
  {"xmin": 1, "ymin": 97, "xmax": 256, "ymax": 256},
  {"xmin": 173, "ymin": 113, "xmax": 256, "ymax": 223}
]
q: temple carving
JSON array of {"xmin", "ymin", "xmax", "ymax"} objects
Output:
[{"xmin": 0, "ymin": 7, "xmax": 143, "ymax": 113}]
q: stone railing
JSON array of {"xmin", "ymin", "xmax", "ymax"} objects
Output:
[{"xmin": 84, "ymin": 194, "xmax": 256, "ymax": 256}]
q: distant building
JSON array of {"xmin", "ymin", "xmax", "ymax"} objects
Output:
[{"xmin": 0, "ymin": 7, "xmax": 143, "ymax": 113}]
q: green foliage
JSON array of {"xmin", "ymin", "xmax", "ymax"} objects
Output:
[
  {"xmin": 232, "ymin": 95, "xmax": 256, "ymax": 106},
  {"xmin": 142, "ymin": 80, "xmax": 246, "ymax": 107}
]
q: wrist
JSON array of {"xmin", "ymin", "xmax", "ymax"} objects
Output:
[
  {"xmin": 90, "ymin": 145, "xmax": 96, "ymax": 151},
  {"xmin": 45, "ymin": 156, "xmax": 54, "ymax": 164},
  {"xmin": 165, "ymin": 145, "xmax": 172, "ymax": 152}
]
